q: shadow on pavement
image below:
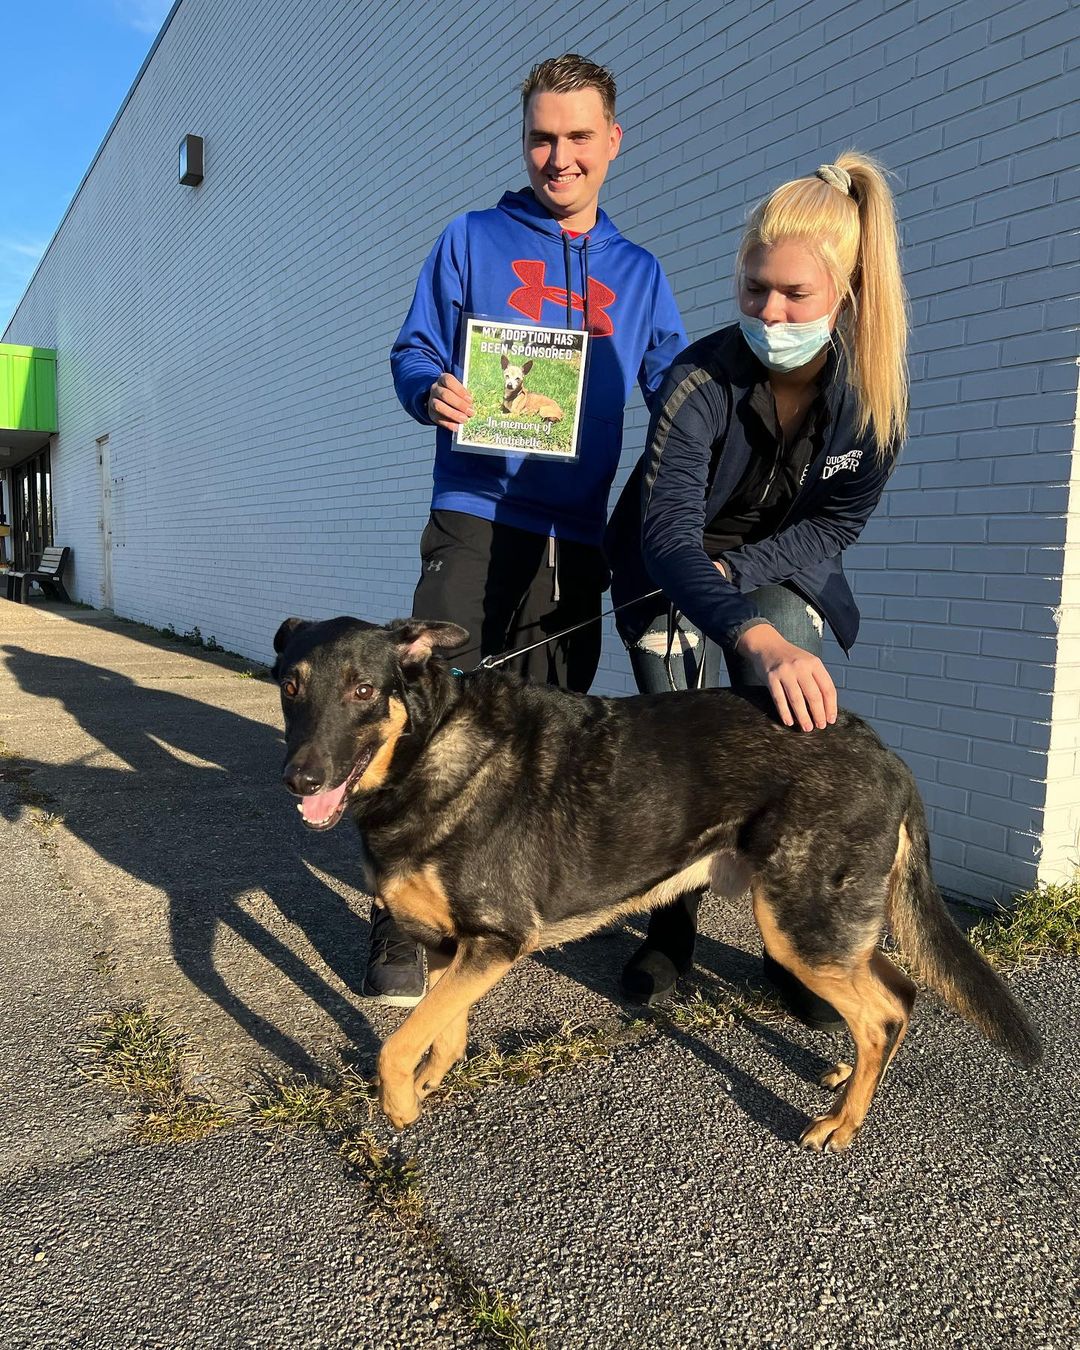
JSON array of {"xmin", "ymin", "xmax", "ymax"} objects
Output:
[
  {"xmin": 536, "ymin": 920, "xmax": 836, "ymax": 1145},
  {"xmin": 1, "ymin": 642, "xmax": 380, "ymax": 1079}
]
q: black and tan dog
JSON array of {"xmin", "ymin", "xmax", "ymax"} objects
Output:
[{"xmin": 272, "ymin": 615, "xmax": 1041, "ymax": 1150}]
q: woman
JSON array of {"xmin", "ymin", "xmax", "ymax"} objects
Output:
[{"xmin": 605, "ymin": 153, "xmax": 909, "ymax": 1019}]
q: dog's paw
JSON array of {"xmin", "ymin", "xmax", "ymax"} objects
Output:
[
  {"xmin": 415, "ymin": 1052, "xmax": 462, "ymax": 1102},
  {"xmin": 800, "ymin": 1113, "xmax": 861, "ymax": 1153},
  {"xmin": 378, "ymin": 1082, "xmax": 421, "ymax": 1130},
  {"xmin": 414, "ymin": 1068, "xmax": 442, "ymax": 1102},
  {"xmin": 820, "ymin": 1061, "xmax": 853, "ymax": 1090}
]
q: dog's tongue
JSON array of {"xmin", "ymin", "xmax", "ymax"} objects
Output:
[{"xmin": 300, "ymin": 780, "xmax": 349, "ymax": 825}]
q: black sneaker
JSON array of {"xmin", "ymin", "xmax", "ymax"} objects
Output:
[
  {"xmin": 620, "ymin": 944, "xmax": 689, "ymax": 1006},
  {"xmin": 361, "ymin": 904, "xmax": 427, "ymax": 1007},
  {"xmin": 762, "ymin": 952, "xmax": 844, "ymax": 1033},
  {"xmin": 621, "ymin": 892, "xmax": 700, "ymax": 1006}
]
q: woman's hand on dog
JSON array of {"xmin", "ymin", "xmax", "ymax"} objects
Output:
[
  {"xmin": 427, "ymin": 372, "xmax": 474, "ymax": 430},
  {"xmin": 736, "ymin": 625, "xmax": 838, "ymax": 732}
]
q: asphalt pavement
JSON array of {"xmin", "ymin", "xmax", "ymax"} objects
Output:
[{"xmin": 0, "ymin": 599, "xmax": 1075, "ymax": 1349}]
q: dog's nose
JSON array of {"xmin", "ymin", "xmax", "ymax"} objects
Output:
[{"xmin": 283, "ymin": 762, "xmax": 325, "ymax": 796}]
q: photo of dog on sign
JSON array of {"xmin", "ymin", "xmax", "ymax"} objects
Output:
[
  {"xmin": 454, "ymin": 316, "xmax": 588, "ymax": 459},
  {"xmin": 500, "ymin": 356, "xmax": 564, "ymax": 423}
]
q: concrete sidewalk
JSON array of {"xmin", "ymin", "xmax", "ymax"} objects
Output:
[{"xmin": 0, "ymin": 599, "xmax": 1076, "ymax": 1348}]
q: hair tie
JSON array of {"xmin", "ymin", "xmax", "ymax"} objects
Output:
[{"xmin": 815, "ymin": 164, "xmax": 852, "ymax": 196}]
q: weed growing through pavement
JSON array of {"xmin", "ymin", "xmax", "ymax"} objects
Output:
[
  {"xmin": 970, "ymin": 879, "xmax": 1080, "ymax": 967},
  {"xmin": 467, "ymin": 1284, "xmax": 544, "ymax": 1349},
  {"xmin": 79, "ymin": 1006, "xmax": 230, "ymax": 1143},
  {"xmin": 160, "ymin": 622, "xmax": 224, "ymax": 652},
  {"xmin": 647, "ymin": 973, "xmax": 790, "ymax": 1031},
  {"xmin": 437, "ymin": 1019, "xmax": 644, "ymax": 1098},
  {"xmin": 660, "ymin": 988, "xmax": 740, "ymax": 1032},
  {"xmin": 251, "ymin": 1068, "xmax": 375, "ymax": 1135},
  {"xmin": 112, "ymin": 613, "xmax": 270, "ymax": 672},
  {"xmin": 340, "ymin": 1131, "xmax": 425, "ymax": 1228},
  {"xmin": 29, "ymin": 808, "xmax": 63, "ymax": 832}
]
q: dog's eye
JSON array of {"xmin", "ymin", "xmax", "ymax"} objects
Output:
[
  {"xmin": 282, "ymin": 678, "xmax": 299, "ymax": 699},
  {"xmin": 354, "ymin": 684, "xmax": 376, "ymax": 701}
]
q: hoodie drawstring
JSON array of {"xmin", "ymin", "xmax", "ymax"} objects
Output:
[
  {"xmin": 582, "ymin": 235, "xmax": 590, "ymax": 334},
  {"xmin": 561, "ymin": 232, "xmax": 573, "ymax": 329},
  {"xmin": 561, "ymin": 232, "xmax": 590, "ymax": 333}
]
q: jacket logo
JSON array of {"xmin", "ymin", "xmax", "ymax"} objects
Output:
[
  {"xmin": 822, "ymin": 448, "xmax": 863, "ymax": 480},
  {"xmin": 508, "ymin": 260, "xmax": 616, "ymax": 337}
]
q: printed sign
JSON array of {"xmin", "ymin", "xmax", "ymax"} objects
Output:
[{"xmin": 454, "ymin": 317, "xmax": 589, "ymax": 459}]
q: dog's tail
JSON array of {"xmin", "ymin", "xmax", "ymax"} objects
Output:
[{"xmin": 888, "ymin": 790, "xmax": 1042, "ymax": 1067}]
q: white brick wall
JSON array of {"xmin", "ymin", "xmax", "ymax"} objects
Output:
[{"xmin": 5, "ymin": 0, "xmax": 1078, "ymax": 901}]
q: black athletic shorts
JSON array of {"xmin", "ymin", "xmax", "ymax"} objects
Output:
[{"xmin": 411, "ymin": 510, "xmax": 608, "ymax": 693}]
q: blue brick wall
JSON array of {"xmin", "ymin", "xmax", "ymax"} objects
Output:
[{"xmin": 5, "ymin": 0, "xmax": 1078, "ymax": 901}]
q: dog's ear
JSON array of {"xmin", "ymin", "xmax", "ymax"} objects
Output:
[
  {"xmin": 390, "ymin": 619, "xmax": 468, "ymax": 672},
  {"xmin": 273, "ymin": 617, "xmax": 311, "ymax": 654},
  {"xmin": 522, "ymin": 359, "xmax": 533, "ymax": 375},
  {"xmin": 500, "ymin": 354, "xmax": 509, "ymax": 370}
]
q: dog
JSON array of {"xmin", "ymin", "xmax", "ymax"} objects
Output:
[
  {"xmin": 500, "ymin": 355, "xmax": 564, "ymax": 422},
  {"xmin": 272, "ymin": 615, "xmax": 1041, "ymax": 1150}
]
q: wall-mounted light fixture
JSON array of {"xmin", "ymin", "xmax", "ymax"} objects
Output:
[{"xmin": 179, "ymin": 134, "xmax": 204, "ymax": 186}]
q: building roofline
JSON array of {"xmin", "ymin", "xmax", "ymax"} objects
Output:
[{"xmin": 2, "ymin": 0, "xmax": 185, "ymax": 339}]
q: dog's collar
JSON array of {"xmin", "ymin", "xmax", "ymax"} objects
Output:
[{"xmin": 450, "ymin": 668, "xmax": 464, "ymax": 677}]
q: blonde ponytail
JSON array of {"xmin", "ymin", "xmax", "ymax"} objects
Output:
[{"xmin": 737, "ymin": 150, "xmax": 909, "ymax": 455}]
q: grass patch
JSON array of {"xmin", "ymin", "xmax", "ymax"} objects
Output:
[
  {"xmin": 137, "ymin": 1099, "xmax": 233, "ymax": 1145},
  {"xmin": 467, "ymin": 1285, "xmax": 544, "ymax": 1348},
  {"xmin": 251, "ymin": 1068, "xmax": 374, "ymax": 1135},
  {"xmin": 969, "ymin": 879, "xmax": 1080, "ymax": 968},
  {"xmin": 438, "ymin": 1019, "xmax": 643, "ymax": 1098},
  {"xmin": 29, "ymin": 807, "xmax": 63, "ymax": 832},
  {"xmin": 661, "ymin": 988, "xmax": 739, "ymax": 1032},
  {"xmin": 340, "ymin": 1131, "xmax": 424, "ymax": 1228},
  {"xmin": 647, "ymin": 979, "xmax": 788, "ymax": 1035},
  {"xmin": 79, "ymin": 1006, "xmax": 230, "ymax": 1143}
]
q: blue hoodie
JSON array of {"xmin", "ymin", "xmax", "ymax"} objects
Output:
[{"xmin": 391, "ymin": 189, "xmax": 687, "ymax": 547}]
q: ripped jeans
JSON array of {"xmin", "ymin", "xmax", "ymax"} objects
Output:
[{"xmin": 626, "ymin": 583, "xmax": 824, "ymax": 696}]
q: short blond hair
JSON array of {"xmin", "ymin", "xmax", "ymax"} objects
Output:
[
  {"xmin": 738, "ymin": 151, "xmax": 910, "ymax": 453},
  {"xmin": 521, "ymin": 54, "xmax": 616, "ymax": 122}
]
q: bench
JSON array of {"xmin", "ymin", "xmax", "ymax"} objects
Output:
[{"xmin": 5, "ymin": 546, "xmax": 72, "ymax": 604}]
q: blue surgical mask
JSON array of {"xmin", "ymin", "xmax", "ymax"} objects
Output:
[{"xmin": 739, "ymin": 312, "xmax": 834, "ymax": 372}]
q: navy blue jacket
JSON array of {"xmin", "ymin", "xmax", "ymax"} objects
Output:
[{"xmin": 605, "ymin": 324, "xmax": 900, "ymax": 652}]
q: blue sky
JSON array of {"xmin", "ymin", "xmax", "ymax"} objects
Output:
[{"xmin": 1, "ymin": 1, "xmax": 175, "ymax": 333}]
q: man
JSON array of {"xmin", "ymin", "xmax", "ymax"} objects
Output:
[{"xmin": 364, "ymin": 53, "xmax": 687, "ymax": 1004}]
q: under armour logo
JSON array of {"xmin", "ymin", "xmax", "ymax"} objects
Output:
[
  {"xmin": 426, "ymin": 558, "xmax": 444, "ymax": 572},
  {"xmin": 508, "ymin": 260, "xmax": 616, "ymax": 337}
]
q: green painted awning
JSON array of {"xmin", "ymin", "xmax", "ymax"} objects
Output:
[{"xmin": 0, "ymin": 344, "xmax": 57, "ymax": 455}]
